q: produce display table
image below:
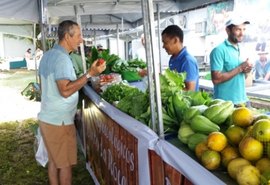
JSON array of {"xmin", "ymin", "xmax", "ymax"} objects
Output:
[
  {"xmin": 78, "ymin": 83, "xmax": 235, "ymax": 185},
  {"xmin": 81, "ymin": 85, "xmax": 159, "ymax": 184}
]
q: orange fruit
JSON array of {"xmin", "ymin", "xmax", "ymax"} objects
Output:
[
  {"xmin": 207, "ymin": 131, "xmax": 228, "ymax": 152},
  {"xmin": 195, "ymin": 140, "xmax": 209, "ymax": 160},
  {"xmin": 227, "ymin": 158, "xmax": 251, "ymax": 179},
  {"xmin": 239, "ymin": 136, "xmax": 264, "ymax": 161},
  {"xmin": 220, "ymin": 145, "xmax": 239, "ymax": 167},
  {"xmin": 236, "ymin": 164, "xmax": 260, "ymax": 185},
  {"xmin": 201, "ymin": 150, "xmax": 221, "ymax": 170},
  {"xmin": 266, "ymin": 143, "xmax": 270, "ymax": 159},
  {"xmin": 255, "ymin": 157, "xmax": 270, "ymax": 174},
  {"xmin": 253, "ymin": 114, "xmax": 270, "ymax": 124},
  {"xmin": 232, "ymin": 107, "xmax": 253, "ymax": 127},
  {"xmin": 252, "ymin": 119, "xmax": 270, "ymax": 142},
  {"xmin": 225, "ymin": 125, "xmax": 246, "ymax": 146}
]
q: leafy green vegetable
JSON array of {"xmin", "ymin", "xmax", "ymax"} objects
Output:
[
  {"xmin": 159, "ymin": 69, "xmax": 186, "ymax": 105},
  {"xmin": 111, "ymin": 59, "xmax": 129, "ymax": 72},
  {"xmin": 163, "ymin": 68, "xmax": 186, "ymax": 89},
  {"xmin": 183, "ymin": 91, "xmax": 212, "ymax": 106},
  {"xmin": 101, "ymin": 83, "xmax": 140, "ymax": 103},
  {"xmin": 86, "ymin": 46, "xmax": 120, "ymax": 74},
  {"xmin": 116, "ymin": 91, "xmax": 149, "ymax": 118},
  {"xmin": 127, "ymin": 58, "xmax": 147, "ymax": 69},
  {"xmin": 172, "ymin": 92, "xmax": 191, "ymax": 123}
]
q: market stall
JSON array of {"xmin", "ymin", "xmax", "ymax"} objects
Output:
[
  {"xmin": 80, "ymin": 85, "xmax": 159, "ymax": 184},
  {"xmin": 78, "ymin": 83, "xmax": 231, "ymax": 185},
  {"xmin": 77, "ymin": 74, "xmax": 270, "ymax": 185},
  {"xmin": 3, "ymin": 0, "xmax": 267, "ymax": 184}
]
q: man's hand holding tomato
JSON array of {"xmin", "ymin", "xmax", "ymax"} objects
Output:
[{"xmin": 88, "ymin": 59, "xmax": 106, "ymax": 76}]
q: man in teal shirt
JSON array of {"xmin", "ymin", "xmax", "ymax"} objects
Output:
[
  {"xmin": 70, "ymin": 50, "xmax": 84, "ymax": 77},
  {"xmin": 210, "ymin": 16, "xmax": 252, "ymax": 105}
]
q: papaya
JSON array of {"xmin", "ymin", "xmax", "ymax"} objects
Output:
[
  {"xmin": 203, "ymin": 101, "xmax": 234, "ymax": 125},
  {"xmin": 183, "ymin": 105, "xmax": 208, "ymax": 123},
  {"xmin": 190, "ymin": 115, "xmax": 220, "ymax": 134},
  {"xmin": 187, "ymin": 133, "xmax": 208, "ymax": 151},
  {"xmin": 178, "ymin": 122, "xmax": 195, "ymax": 144}
]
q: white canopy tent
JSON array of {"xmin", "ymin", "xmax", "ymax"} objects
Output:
[
  {"xmin": 0, "ymin": 0, "xmax": 225, "ymax": 135},
  {"xmin": 44, "ymin": 0, "xmax": 222, "ymax": 39},
  {"xmin": 43, "ymin": 0, "xmax": 225, "ymax": 136},
  {"xmin": 0, "ymin": 0, "xmax": 39, "ymax": 38}
]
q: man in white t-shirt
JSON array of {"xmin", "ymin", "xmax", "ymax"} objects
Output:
[{"xmin": 134, "ymin": 34, "xmax": 146, "ymax": 62}]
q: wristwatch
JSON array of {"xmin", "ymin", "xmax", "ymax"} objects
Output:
[{"xmin": 85, "ymin": 73, "xmax": 92, "ymax": 79}]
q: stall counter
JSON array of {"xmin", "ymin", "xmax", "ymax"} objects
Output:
[{"xmin": 79, "ymin": 83, "xmax": 235, "ymax": 185}]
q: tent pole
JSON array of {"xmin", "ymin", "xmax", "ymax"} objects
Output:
[
  {"xmin": 76, "ymin": 13, "xmax": 87, "ymax": 73},
  {"xmin": 39, "ymin": 0, "xmax": 47, "ymax": 52},
  {"xmin": 141, "ymin": 0, "xmax": 164, "ymax": 137},
  {"xmin": 33, "ymin": 23, "xmax": 38, "ymax": 83},
  {"xmin": 156, "ymin": 4, "xmax": 162, "ymax": 74}
]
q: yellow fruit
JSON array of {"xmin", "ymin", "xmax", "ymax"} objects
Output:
[
  {"xmin": 239, "ymin": 136, "xmax": 264, "ymax": 161},
  {"xmin": 253, "ymin": 114, "xmax": 270, "ymax": 124},
  {"xmin": 220, "ymin": 145, "xmax": 239, "ymax": 167},
  {"xmin": 225, "ymin": 125, "xmax": 245, "ymax": 146},
  {"xmin": 227, "ymin": 158, "xmax": 251, "ymax": 179},
  {"xmin": 207, "ymin": 131, "xmax": 227, "ymax": 152},
  {"xmin": 195, "ymin": 140, "xmax": 208, "ymax": 160},
  {"xmin": 266, "ymin": 143, "xmax": 270, "ymax": 159},
  {"xmin": 236, "ymin": 164, "xmax": 260, "ymax": 185},
  {"xmin": 232, "ymin": 107, "xmax": 253, "ymax": 127},
  {"xmin": 201, "ymin": 150, "xmax": 221, "ymax": 170},
  {"xmin": 252, "ymin": 119, "xmax": 270, "ymax": 142},
  {"xmin": 255, "ymin": 158, "xmax": 270, "ymax": 174}
]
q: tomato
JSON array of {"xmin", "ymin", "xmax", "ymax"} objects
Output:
[{"xmin": 97, "ymin": 58, "xmax": 105, "ymax": 66}]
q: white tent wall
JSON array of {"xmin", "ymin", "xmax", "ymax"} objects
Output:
[
  {"xmin": 0, "ymin": 0, "xmax": 39, "ymax": 23},
  {"xmin": 0, "ymin": 0, "xmax": 39, "ymax": 61},
  {"xmin": 108, "ymin": 38, "xmax": 125, "ymax": 59},
  {"xmin": 182, "ymin": 8, "xmax": 207, "ymax": 56},
  {"xmin": 0, "ymin": 25, "xmax": 35, "ymax": 38},
  {"xmin": 3, "ymin": 35, "xmax": 33, "ymax": 58}
]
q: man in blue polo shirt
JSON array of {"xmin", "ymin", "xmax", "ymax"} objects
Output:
[
  {"xmin": 162, "ymin": 25, "xmax": 199, "ymax": 91},
  {"xmin": 38, "ymin": 20, "xmax": 106, "ymax": 184},
  {"xmin": 210, "ymin": 16, "xmax": 253, "ymax": 106}
]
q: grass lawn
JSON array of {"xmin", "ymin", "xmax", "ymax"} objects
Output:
[
  {"xmin": 0, "ymin": 70, "xmax": 95, "ymax": 184},
  {"xmin": 0, "ymin": 119, "xmax": 95, "ymax": 185},
  {"xmin": 0, "ymin": 69, "xmax": 38, "ymax": 91}
]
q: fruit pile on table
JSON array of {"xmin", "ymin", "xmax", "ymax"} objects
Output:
[{"xmin": 179, "ymin": 103, "xmax": 270, "ymax": 185}]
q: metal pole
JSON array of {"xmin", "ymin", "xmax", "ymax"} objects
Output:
[
  {"xmin": 156, "ymin": 4, "xmax": 162, "ymax": 74},
  {"xmin": 150, "ymin": 3, "xmax": 163, "ymax": 139},
  {"xmin": 72, "ymin": 5, "xmax": 87, "ymax": 73},
  {"xmin": 33, "ymin": 23, "xmax": 38, "ymax": 83},
  {"xmin": 141, "ymin": 0, "xmax": 164, "ymax": 137},
  {"xmin": 141, "ymin": 0, "xmax": 156, "ymax": 132},
  {"xmin": 39, "ymin": 0, "xmax": 47, "ymax": 52},
  {"xmin": 116, "ymin": 24, "xmax": 119, "ymax": 55}
]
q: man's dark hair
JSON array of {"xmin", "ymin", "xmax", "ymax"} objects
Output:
[
  {"xmin": 58, "ymin": 20, "xmax": 79, "ymax": 41},
  {"xmin": 226, "ymin": 24, "xmax": 235, "ymax": 31},
  {"xmin": 162, "ymin": 25, "xmax": 184, "ymax": 43}
]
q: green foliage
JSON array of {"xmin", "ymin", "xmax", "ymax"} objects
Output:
[
  {"xmin": 87, "ymin": 47, "xmax": 120, "ymax": 74},
  {"xmin": 163, "ymin": 68, "xmax": 186, "ymax": 90},
  {"xmin": 101, "ymin": 83, "xmax": 140, "ymax": 104},
  {"xmin": 117, "ymin": 92, "xmax": 149, "ymax": 118},
  {"xmin": 183, "ymin": 90, "xmax": 212, "ymax": 106},
  {"xmin": 160, "ymin": 69, "xmax": 186, "ymax": 104},
  {"xmin": 127, "ymin": 58, "xmax": 147, "ymax": 69},
  {"xmin": 21, "ymin": 82, "xmax": 41, "ymax": 101}
]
